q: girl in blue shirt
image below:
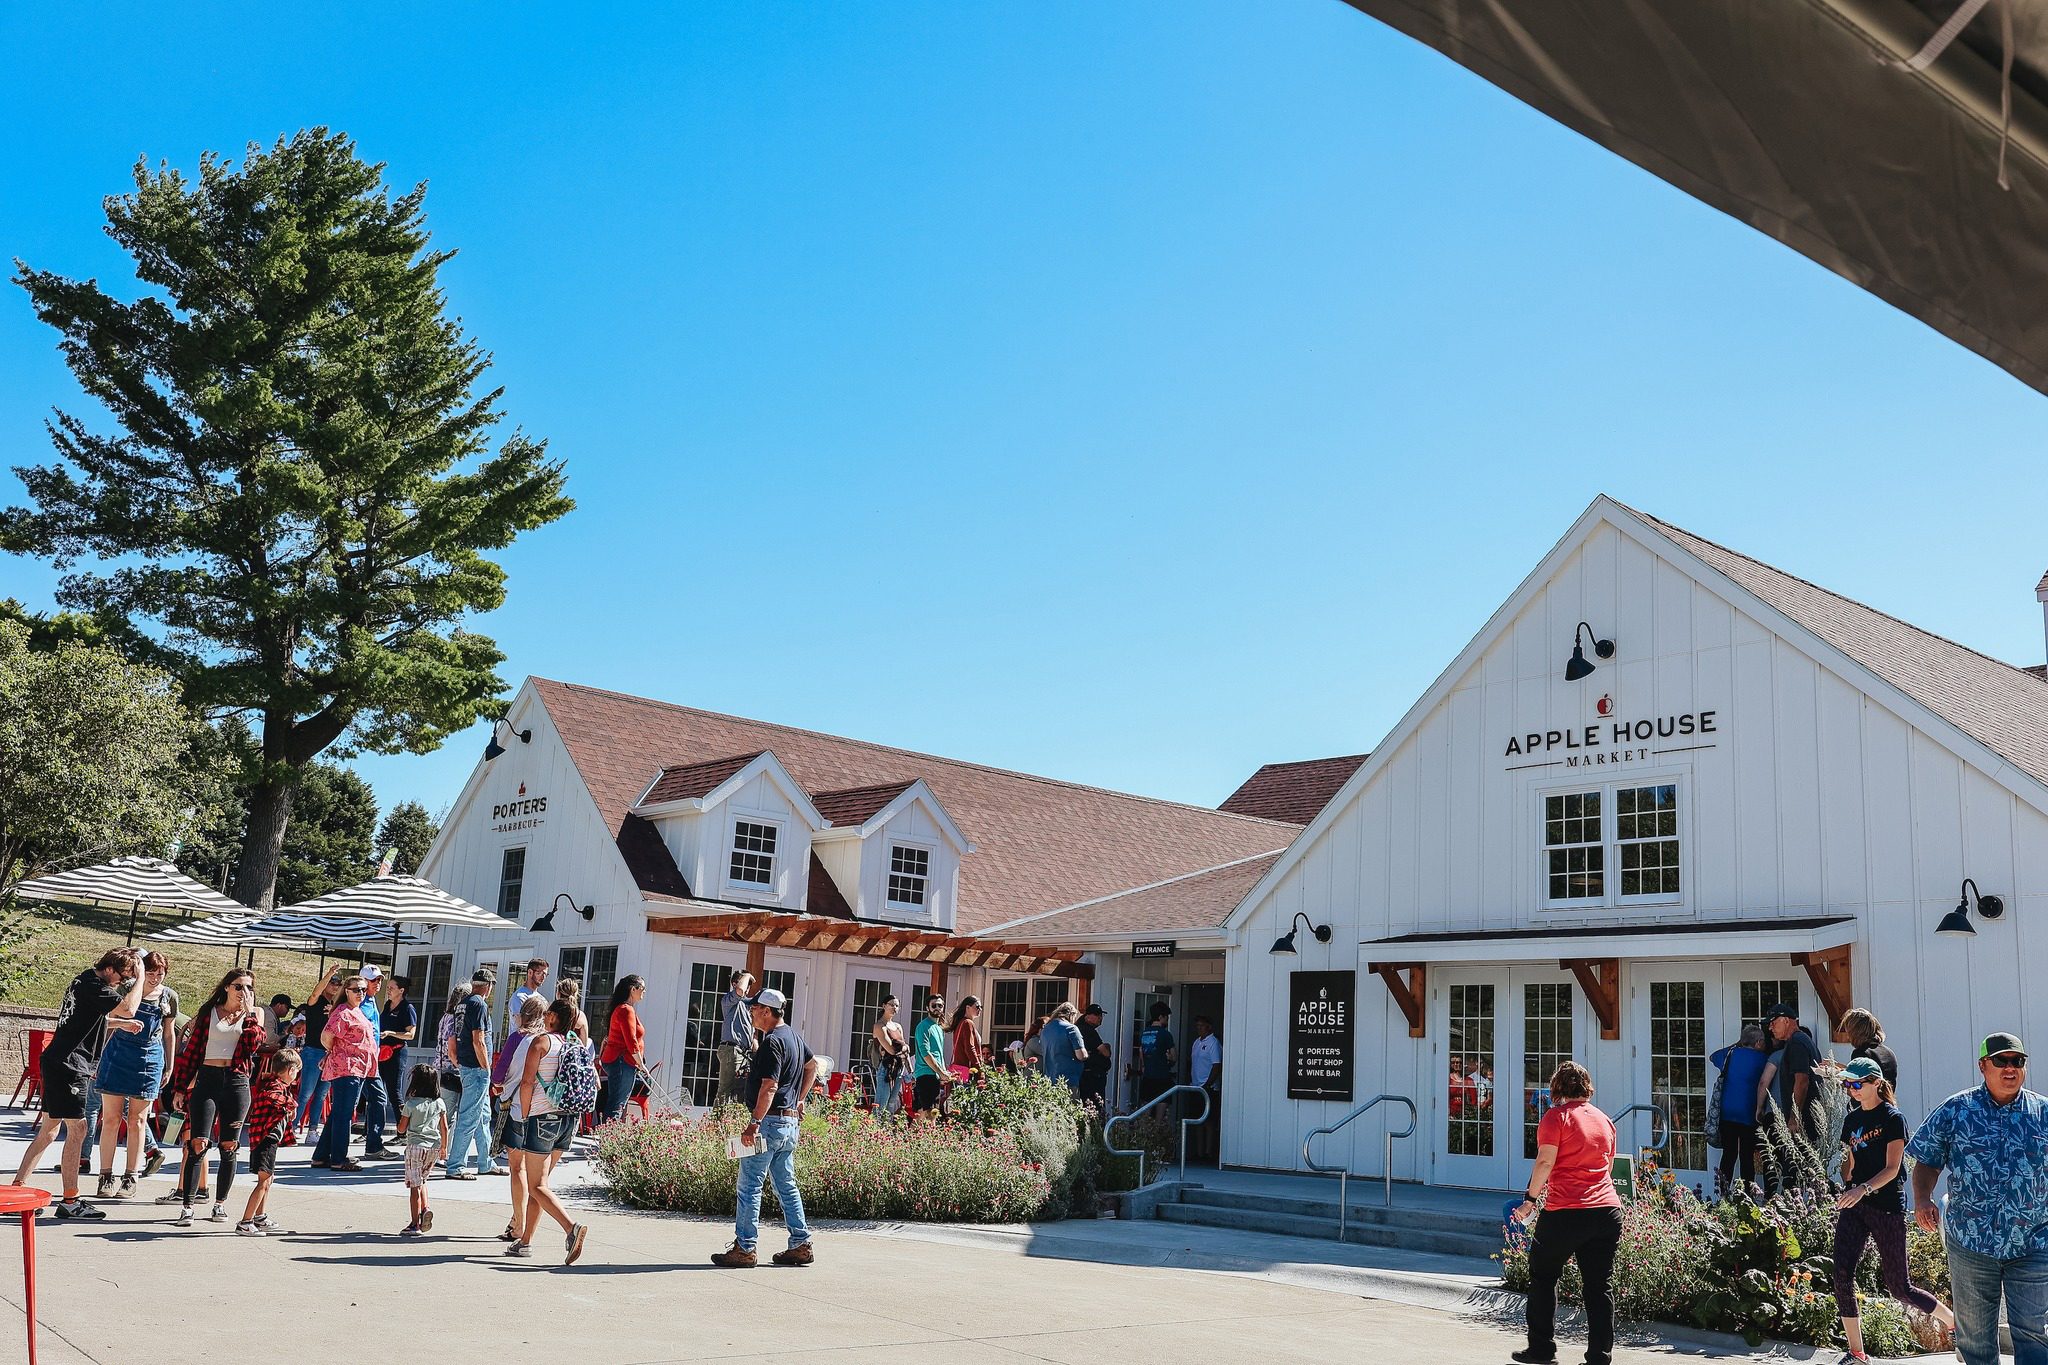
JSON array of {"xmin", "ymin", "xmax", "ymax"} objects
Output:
[{"xmin": 1709, "ymin": 1024, "xmax": 1770, "ymax": 1194}]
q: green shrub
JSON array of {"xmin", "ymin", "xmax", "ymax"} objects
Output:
[
  {"xmin": 946, "ymin": 1069, "xmax": 1098, "ymax": 1216},
  {"xmin": 596, "ymin": 1101, "xmax": 1051, "ymax": 1222}
]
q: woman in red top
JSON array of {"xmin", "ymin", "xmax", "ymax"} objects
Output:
[
  {"xmin": 949, "ymin": 996, "xmax": 988, "ymax": 1072},
  {"xmin": 597, "ymin": 975, "xmax": 646, "ymax": 1122},
  {"xmin": 1513, "ymin": 1061, "xmax": 1622, "ymax": 1365}
]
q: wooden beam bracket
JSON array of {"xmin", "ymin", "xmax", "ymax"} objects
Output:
[
  {"xmin": 1791, "ymin": 945, "xmax": 1855, "ymax": 1042},
  {"xmin": 1560, "ymin": 958, "xmax": 1622, "ymax": 1040},
  {"xmin": 1367, "ymin": 961, "xmax": 1427, "ymax": 1038}
]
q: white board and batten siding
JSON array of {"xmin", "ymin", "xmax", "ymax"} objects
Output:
[{"xmin": 1225, "ymin": 509, "xmax": 2048, "ymax": 1181}]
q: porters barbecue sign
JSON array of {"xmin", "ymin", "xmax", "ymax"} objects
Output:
[
  {"xmin": 1287, "ymin": 970, "xmax": 1355, "ymax": 1102},
  {"xmin": 491, "ymin": 782, "xmax": 549, "ymax": 834}
]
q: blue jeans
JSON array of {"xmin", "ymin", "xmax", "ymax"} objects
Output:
[
  {"xmin": 445, "ymin": 1064, "xmax": 493, "ymax": 1174},
  {"xmin": 296, "ymin": 1046, "xmax": 329, "ymax": 1130},
  {"xmin": 1947, "ymin": 1237, "xmax": 2048, "ymax": 1365},
  {"xmin": 314, "ymin": 1075, "xmax": 363, "ymax": 1165},
  {"xmin": 733, "ymin": 1115, "xmax": 809, "ymax": 1252},
  {"xmin": 360, "ymin": 1072, "xmax": 388, "ymax": 1151},
  {"xmin": 602, "ymin": 1060, "xmax": 638, "ymax": 1122}
]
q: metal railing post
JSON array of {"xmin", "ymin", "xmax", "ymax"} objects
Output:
[
  {"xmin": 1103, "ymin": 1084, "xmax": 1213, "ymax": 1193},
  {"xmin": 1301, "ymin": 1093, "xmax": 1418, "ymax": 1241},
  {"xmin": 1606, "ymin": 1101, "xmax": 1670, "ymax": 1156}
]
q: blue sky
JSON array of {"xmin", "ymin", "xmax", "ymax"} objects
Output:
[{"xmin": 2, "ymin": 2, "xmax": 2043, "ymax": 824}]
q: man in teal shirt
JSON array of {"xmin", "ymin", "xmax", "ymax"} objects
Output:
[{"xmin": 911, "ymin": 994, "xmax": 948, "ymax": 1118}]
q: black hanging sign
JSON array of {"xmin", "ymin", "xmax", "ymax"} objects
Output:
[
  {"xmin": 1287, "ymin": 970, "xmax": 1355, "ymax": 1102},
  {"xmin": 1131, "ymin": 941, "xmax": 1176, "ymax": 958}
]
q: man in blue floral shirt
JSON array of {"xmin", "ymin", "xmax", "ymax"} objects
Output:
[{"xmin": 1907, "ymin": 1032, "xmax": 2048, "ymax": 1365}]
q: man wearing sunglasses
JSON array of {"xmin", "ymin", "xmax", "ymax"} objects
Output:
[{"xmin": 1908, "ymin": 1032, "xmax": 2048, "ymax": 1365}]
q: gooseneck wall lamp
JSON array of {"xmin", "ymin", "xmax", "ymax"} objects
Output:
[
  {"xmin": 532, "ymin": 892, "xmax": 595, "ymax": 934},
  {"xmin": 483, "ymin": 719, "xmax": 533, "ymax": 762},
  {"xmin": 1270, "ymin": 911, "xmax": 1333, "ymax": 955},
  {"xmin": 1936, "ymin": 878, "xmax": 2006, "ymax": 938},
  {"xmin": 1563, "ymin": 622, "xmax": 1616, "ymax": 682}
]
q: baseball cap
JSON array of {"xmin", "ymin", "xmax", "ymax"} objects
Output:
[
  {"xmin": 1081, "ymin": 1003, "xmax": 1104, "ymax": 1018},
  {"xmin": 1762, "ymin": 1002, "xmax": 1797, "ymax": 1023},
  {"xmin": 361, "ymin": 964, "xmax": 383, "ymax": 982},
  {"xmin": 1982, "ymin": 1032, "xmax": 2028, "ymax": 1060},
  {"xmin": 750, "ymin": 987, "xmax": 788, "ymax": 1015},
  {"xmin": 1840, "ymin": 1057, "xmax": 1884, "ymax": 1083}
]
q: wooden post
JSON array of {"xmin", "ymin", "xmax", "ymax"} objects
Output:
[
  {"xmin": 929, "ymin": 959, "xmax": 946, "ymax": 999},
  {"xmin": 1073, "ymin": 974, "xmax": 1090, "ymax": 1012},
  {"xmin": 1366, "ymin": 962, "xmax": 1427, "ymax": 1038},
  {"xmin": 1559, "ymin": 958, "xmax": 1622, "ymax": 1041},
  {"xmin": 744, "ymin": 939, "xmax": 765, "ymax": 982}
]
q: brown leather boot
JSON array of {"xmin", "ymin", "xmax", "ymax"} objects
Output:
[
  {"xmin": 772, "ymin": 1242, "xmax": 814, "ymax": 1267},
  {"xmin": 710, "ymin": 1242, "xmax": 758, "ymax": 1268}
]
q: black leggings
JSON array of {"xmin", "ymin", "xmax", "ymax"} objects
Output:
[
  {"xmin": 1526, "ymin": 1205, "xmax": 1623, "ymax": 1365},
  {"xmin": 181, "ymin": 1067, "xmax": 250, "ymax": 1206},
  {"xmin": 1717, "ymin": 1119, "xmax": 1758, "ymax": 1189},
  {"xmin": 1831, "ymin": 1202, "xmax": 1939, "ymax": 1317}
]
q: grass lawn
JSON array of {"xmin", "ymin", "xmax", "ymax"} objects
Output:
[{"xmin": 3, "ymin": 902, "xmax": 391, "ymax": 1013}]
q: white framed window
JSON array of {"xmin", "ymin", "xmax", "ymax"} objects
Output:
[
  {"xmin": 728, "ymin": 819, "xmax": 778, "ymax": 887},
  {"xmin": 1540, "ymin": 780, "xmax": 1682, "ymax": 908},
  {"xmin": 886, "ymin": 844, "xmax": 931, "ymax": 908},
  {"xmin": 496, "ymin": 847, "xmax": 526, "ymax": 920}
]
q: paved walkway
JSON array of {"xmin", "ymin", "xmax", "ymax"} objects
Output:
[{"xmin": 0, "ymin": 1116, "xmax": 1823, "ymax": 1363}]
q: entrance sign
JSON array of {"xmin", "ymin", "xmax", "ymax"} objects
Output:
[
  {"xmin": 1287, "ymin": 970, "xmax": 1355, "ymax": 1102},
  {"xmin": 1131, "ymin": 941, "xmax": 1176, "ymax": 958}
]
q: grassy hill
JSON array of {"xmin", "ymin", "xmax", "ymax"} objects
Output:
[{"xmin": 2, "ymin": 902, "xmax": 392, "ymax": 1014}]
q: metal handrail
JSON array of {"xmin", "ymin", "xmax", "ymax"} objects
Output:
[
  {"xmin": 1301, "ymin": 1093, "xmax": 1418, "ymax": 1240},
  {"xmin": 1608, "ymin": 1101, "xmax": 1670, "ymax": 1154},
  {"xmin": 1103, "ymin": 1084, "xmax": 1212, "ymax": 1188}
]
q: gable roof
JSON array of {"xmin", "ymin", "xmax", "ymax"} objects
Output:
[
  {"xmin": 809, "ymin": 781, "xmax": 916, "ymax": 828},
  {"xmin": 984, "ymin": 851, "xmax": 1285, "ymax": 941},
  {"xmin": 1636, "ymin": 507, "xmax": 2048, "ymax": 788},
  {"xmin": 531, "ymin": 678, "xmax": 1297, "ymax": 934},
  {"xmin": 1219, "ymin": 755, "xmax": 1370, "ymax": 823},
  {"xmin": 641, "ymin": 752, "xmax": 764, "ymax": 805}
]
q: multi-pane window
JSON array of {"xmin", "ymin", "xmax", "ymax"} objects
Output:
[
  {"xmin": 1544, "ymin": 793, "xmax": 1604, "ymax": 902},
  {"xmin": 1447, "ymin": 984, "xmax": 1495, "ymax": 1156},
  {"xmin": 989, "ymin": 978, "xmax": 1070, "ymax": 1056},
  {"xmin": 1521, "ymin": 984, "xmax": 1574, "ymax": 1158},
  {"xmin": 1617, "ymin": 784, "xmax": 1681, "ymax": 896},
  {"xmin": 848, "ymin": 978, "xmax": 895, "ymax": 1101},
  {"xmin": 911, "ymin": 984, "xmax": 935, "ymax": 1020},
  {"xmin": 1542, "ymin": 783, "xmax": 1683, "ymax": 907},
  {"xmin": 496, "ymin": 846, "xmax": 526, "ymax": 919},
  {"xmin": 728, "ymin": 820, "xmax": 777, "ymax": 886},
  {"xmin": 561, "ymin": 944, "xmax": 621, "ymax": 1040},
  {"xmin": 1739, "ymin": 979, "xmax": 1799, "ymax": 1030},
  {"xmin": 404, "ymin": 953, "xmax": 454, "ymax": 1050},
  {"xmin": 887, "ymin": 845, "xmax": 930, "ymax": 907},
  {"xmin": 679, "ymin": 962, "xmax": 736, "ymax": 1107},
  {"xmin": 1648, "ymin": 980, "xmax": 1709, "ymax": 1172}
]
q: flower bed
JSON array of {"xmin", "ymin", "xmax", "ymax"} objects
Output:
[
  {"xmin": 595, "ymin": 1072, "xmax": 1099, "ymax": 1223},
  {"xmin": 1497, "ymin": 1163, "xmax": 1949, "ymax": 1356}
]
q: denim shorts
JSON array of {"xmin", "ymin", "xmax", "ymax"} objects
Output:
[{"xmin": 513, "ymin": 1113, "xmax": 562, "ymax": 1154}]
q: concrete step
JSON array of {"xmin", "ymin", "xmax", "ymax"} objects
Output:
[
  {"xmin": 1156, "ymin": 1199, "xmax": 1509, "ymax": 1260},
  {"xmin": 1173, "ymin": 1184, "xmax": 1508, "ymax": 1240}
]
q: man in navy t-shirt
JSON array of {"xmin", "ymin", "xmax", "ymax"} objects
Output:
[
  {"xmin": 713, "ymin": 988, "xmax": 820, "ymax": 1269},
  {"xmin": 1138, "ymin": 1003, "xmax": 1177, "ymax": 1104}
]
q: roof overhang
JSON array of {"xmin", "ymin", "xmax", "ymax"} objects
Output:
[
  {"xmin": 643, "ymin": 906, "xmax": 1094, "ymax": 979},
  {"xmin": 1363, "ymin": 915, "xmax": 1858, "ymax": 965}
]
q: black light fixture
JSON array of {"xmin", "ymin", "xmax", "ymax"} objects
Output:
[
  {"xmin": 531, "ymin": 892, "xmax": 595, "ymax": 934},
  {"xmin": 1937, "ymin": 878, "xmax": 2006, "ymax": 938},
  {"xmin": 483, "ymin": 719, "xmax": 532, "ymax": 762},
  {"xmin": 1564, "ymin": 622, "xmax": 1617, "ymax": 682},
  {"xmin": 1270, "ymin": 911, "xmax": 1333, "ymax": 955}
]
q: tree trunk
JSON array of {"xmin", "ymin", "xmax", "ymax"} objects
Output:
[{"xmin": 232, "ymin": 773, "xmax": 297, "ymax": 909}]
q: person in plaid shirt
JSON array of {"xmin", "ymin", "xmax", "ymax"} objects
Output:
[
  {"xmin": 236, "ymin": 1050, "xmax": 299, "ymax": 1236},
  {"xmin": 166, "ymin": 969, "xmax": 270, "ymax": 1226}
]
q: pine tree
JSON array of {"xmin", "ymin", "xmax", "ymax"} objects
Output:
[
  {"xmin": 3, "ymin": 129, "xmax": 572, "ymax": 906},
  {"xmin": 374, "ymin": 800, "xmax": 438, "ymax": 876}
]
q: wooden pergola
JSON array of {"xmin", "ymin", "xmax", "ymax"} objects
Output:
[{"xmin": 647, "ymin": 909, "xmax": 1094, "ymax": 1006}]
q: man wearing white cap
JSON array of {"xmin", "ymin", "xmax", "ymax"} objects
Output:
[
  {"xmin": 357, "ymin": 965, "xmax": 394, "ymax": 1158},
  {"xmin": 712, "ymin": 987, "xmax": 819, "ymax": 1268}
]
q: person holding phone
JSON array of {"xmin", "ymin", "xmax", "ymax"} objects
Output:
[{"xmin": 165, "ymin": 968, "xmax": 268, "ymax": 1227}]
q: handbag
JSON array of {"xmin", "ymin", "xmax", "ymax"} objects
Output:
[{"xmin": 1704, "ymin": 1053, "xmax": 1728, "ymax": 1148}]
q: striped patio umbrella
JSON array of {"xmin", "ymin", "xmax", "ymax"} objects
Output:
[
  {"xmin": 241, "ymin": 911, "xmax": 430, "ymax": 949},
  {"xmin": 9, "ymin": 855, "xmax": 247, "ymax": 944},
  {"xmin": 271, "ymin": 875, "xmax": 507, "ymax": 930},
  {"xmin": 147, "ymin": 911, "xmax": 318, "ymax": 952}
]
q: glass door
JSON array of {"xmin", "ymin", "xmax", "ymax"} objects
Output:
[
  {"xmin": 1509, "ymin": 972, "xmax": 1582, "ymax": 1193},
  {"xmin": 1630, "ymin": 961, "xmax": 1728, "ymax": 1186},
  {"xmin": 1435, "ymin": 970, "xmax": 1506, "ymax": 1189}
]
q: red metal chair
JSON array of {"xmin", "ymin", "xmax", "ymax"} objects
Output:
[
  {"xmin": 0, "ymin": 1183, "xmax": 51, "ymax": 1364},
  {"xmin": 825, "ymin": 1071, "xmax": 852, "ymax": 1099},
  {"xmin": 7, "ymin": 1031, "xmax": 50, "ymax": 1110}
]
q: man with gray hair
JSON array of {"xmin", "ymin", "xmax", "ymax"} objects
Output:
[
  {"xmin": 1039, "ymin": 1002, "xmax": 1087, "ymax": 1096},
  {"xmin": 712, "ymin": 987, "xmax": 819, "ymax": 1268},
  {"xmin": 717, "ymin": 970, "xmax": 757, "ymax": 1105}
]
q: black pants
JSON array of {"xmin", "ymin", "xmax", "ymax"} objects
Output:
[
  {"xmin": 911, "ymin": 1074, "xmax": 943, "ymax": 1115},
  {"xmin": 1526, "ymin": 1204, "xmax": 1623, "ymax": 1365},
  {"xmin": 1716, "ymin": 1119, "xmax": 1758, "ymax": 1190},
  {"xmin": 1079, "ymin": 1069, "xmax": 1107, "ymax": 1110},
  {"xmin": 378, "ymin": 1054, "xmax": 404, "ymax": 1120},
  {"xmin": 1138, "ymin": 1075, "xmax": 1171, "ymax": 1105},
  {"xmin": 187, "ymin": 1067, "xmax": 251, "ymax": 1150},
  {"xmin": 1831, "ymin": 1202, "xmax": 1938, "ymax": 1317}
]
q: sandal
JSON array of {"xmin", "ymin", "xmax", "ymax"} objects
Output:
[{"xmin": 499, "ymin": 1223, "xmax": 520, "ymax": 1242}]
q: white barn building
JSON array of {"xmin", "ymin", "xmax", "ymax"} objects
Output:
[{"xmin": 1201, "ymin": 495, "xmax": 2048, "ymax": 1194}]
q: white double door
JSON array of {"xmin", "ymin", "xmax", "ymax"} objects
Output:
[{"xmin": 1433, "ymin": 967, "xmax": 1588, "ymax": 1192}]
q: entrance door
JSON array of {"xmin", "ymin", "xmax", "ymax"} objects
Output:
[
  {"xmin": 1508, "ymin": 971, "xmax": 1584, "ymax": 1193},
  {"xmin": 1435, "ymin": 970, "xmax": 1506, "ymax": 1188}
]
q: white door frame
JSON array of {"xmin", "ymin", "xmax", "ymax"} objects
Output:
[
  {"xmin": 1433, "ymin": 968, "xmax": 1509, "ymax": 1190},
  {"xmin": 1504, "ymin": 966, "xmax": 1589, "ymax": 1194}
]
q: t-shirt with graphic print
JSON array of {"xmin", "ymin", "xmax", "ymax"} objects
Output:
[{"xmin": 1841, "ymin": 1102, "xmax": 1907, "ymax": 1212}]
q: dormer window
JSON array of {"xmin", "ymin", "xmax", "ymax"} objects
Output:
[
  {"xmin": 887, "ymin": 845, "xmax": 930, "ymax": 908},
  {"xmin": 729, "ymin": 820, "xmax": 778, "ymax": 886}
]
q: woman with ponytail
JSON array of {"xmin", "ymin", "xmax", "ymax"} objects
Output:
[{"xmin": 1831, "ymin": 1056, "xmax": 1954, "ymax": 1363}]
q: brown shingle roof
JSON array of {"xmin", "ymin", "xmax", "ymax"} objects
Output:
[
  {"xmin": 986, "ymin": 852, "xmax": 1285, "ymax": 939},
  {"xmin": 802, "ymin": 852, "xmax": 855, "ymax": 919},
  {"xmin": 1219, "ymin": 754, "xmax": 1369, "ymax": 824},
  {"xmin": 532, "ymin": 678, "xmax": 1297, "ymax": 934},
  {"xmin": 1636, "ymin": 508, "xmax": 2048, "ymax": 788},
  {"xmin": 641, "ymin": 752, "xmax": 765, "ymax": 805},
  {"xmin": 809, "ymin": 781, "xmax": 916, "ymax": 828}
]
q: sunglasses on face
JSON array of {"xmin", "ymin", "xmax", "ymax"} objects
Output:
[
  {"xmin": 1844, "ymin": 1080, "xmax": 1867, "ymax": 1091},
  {"xmin": 1990, "ymin": 1053, "xmax": 2029, "ymax": 1069},
  {"xmin": 344, "ymin": 985, "xmax": 365, "ymax": 995}
]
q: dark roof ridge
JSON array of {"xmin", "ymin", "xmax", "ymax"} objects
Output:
[
  {"xmin": 1623, "ymin": 503, "xmax": 2048, "ymax": 690},
  {"xmin": 534, "ymin": 679, "xmax": 1305, "ymax": 831}
]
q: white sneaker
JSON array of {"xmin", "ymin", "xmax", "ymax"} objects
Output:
[
  {"xmin": 209, "ymin": 1203, "xmax": 229, "ymax": 1223},
  {"xmin": 172, "ymin": 1206, "xmax": 194, "ymax": 1228},
  {"xmin": 235, "ymin": 1221, "xmax": 263, "ymax": 1237}
]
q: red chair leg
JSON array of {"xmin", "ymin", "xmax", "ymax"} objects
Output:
[{"xmin": 21, "ymin": 1208, "xmax": 36, "ymax": 1365}]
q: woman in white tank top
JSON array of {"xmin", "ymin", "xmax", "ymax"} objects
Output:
[{"xmin": 504, "ymin": 1001, "xmax": 587, "ymax": 1264}]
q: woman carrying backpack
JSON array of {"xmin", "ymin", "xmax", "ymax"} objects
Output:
[{"xmin": 503, "ymin": 1001, "xmax": 589, "ymax": 1264}]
